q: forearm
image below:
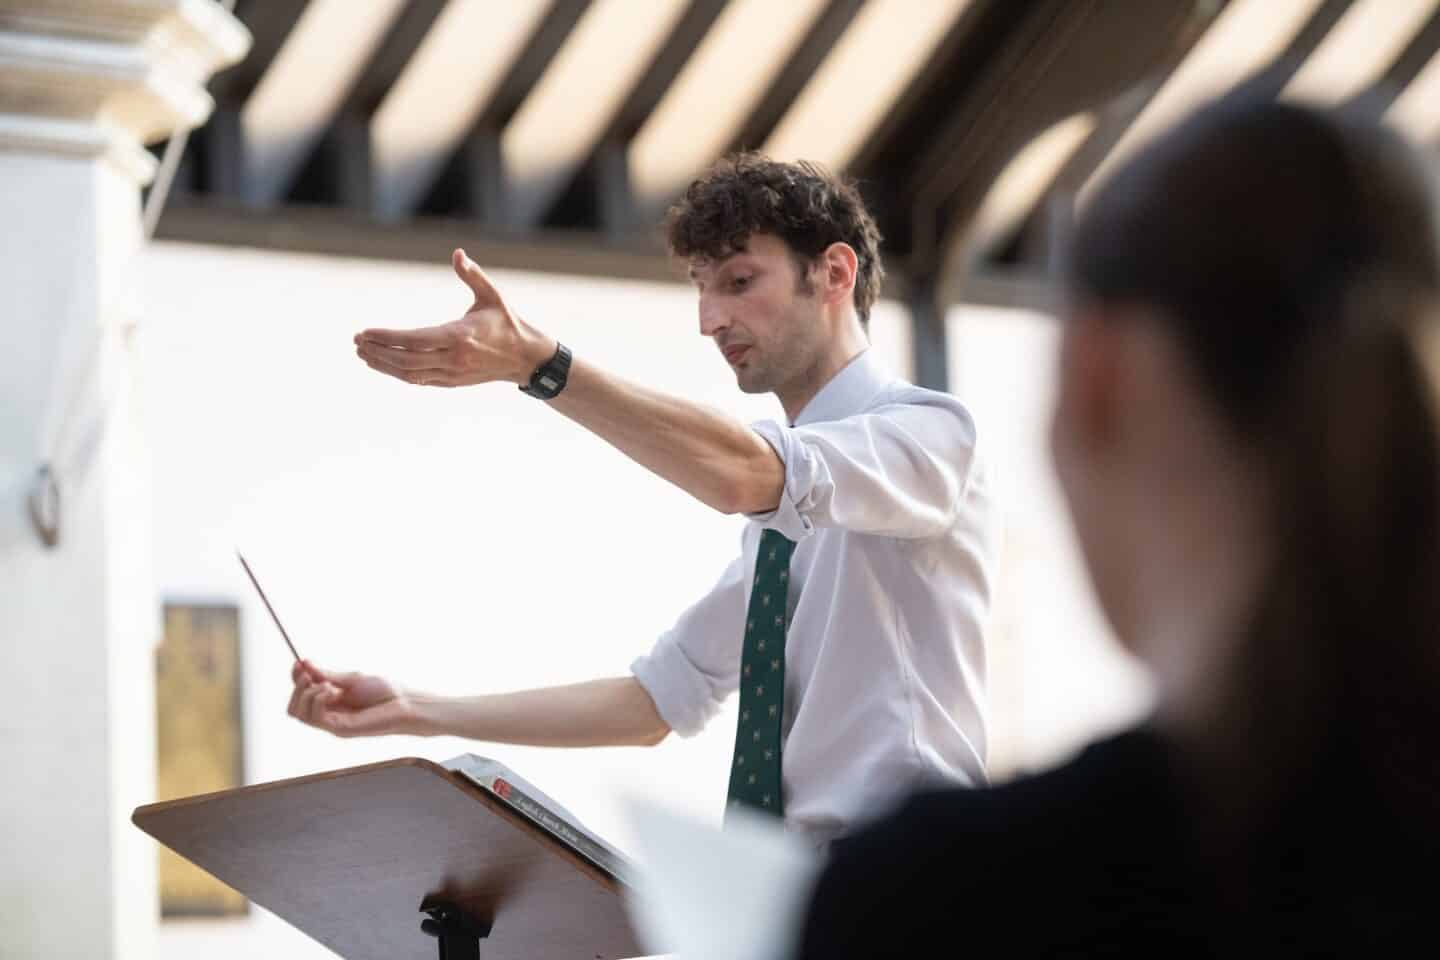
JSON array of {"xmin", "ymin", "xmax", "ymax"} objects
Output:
[
  {"xmin": 546, "ymin": 355, "xmax": 784, "ymax": 514},
  {"xmin": 406, "ymin": 675, "xmax": 671, "ymax": 747}
]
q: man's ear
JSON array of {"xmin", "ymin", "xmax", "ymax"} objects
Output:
[{"xmin": 818, "ymin": 243, "xmax": 858, "ymax": 308}]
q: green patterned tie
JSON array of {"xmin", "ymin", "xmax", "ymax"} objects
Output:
[{"xmin": 726, "ymin": 528, "xmax": 796, "ymax": 821}]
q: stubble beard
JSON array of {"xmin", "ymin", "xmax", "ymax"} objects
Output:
[
  {"xmin": 734, "ymin": 334, "xmax": 811, "ymax": 395},
  {"xmin": 734, "ymin": 351, "xmax": 777, "ymax": 394},
  {"xmin": 733, "ymin": 294, "xmax": 823, "ymax": 396}
]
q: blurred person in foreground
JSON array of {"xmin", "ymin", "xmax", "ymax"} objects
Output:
[
  {"xmin": 797, "ymin": 95, "xmax": 1440, "ymax": 955},
  {"xmin": 287, "ymin": 155, "xmax": 998, "ymax": 848}
]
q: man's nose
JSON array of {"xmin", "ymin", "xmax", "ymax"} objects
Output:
[{"xmin": 698, "ymin": 297, "xmax": 729, "ymax": 337}]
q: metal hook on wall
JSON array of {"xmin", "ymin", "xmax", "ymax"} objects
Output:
[{"xmin": 29, "ymin": 464, "xmax": 60, "ymax": 548}]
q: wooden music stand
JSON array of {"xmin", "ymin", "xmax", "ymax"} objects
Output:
[{"xmin": 132, "ymin": 757, "xmax": 644, "ymax": 960}]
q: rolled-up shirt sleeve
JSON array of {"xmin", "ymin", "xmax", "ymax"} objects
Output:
[
  {"xmin": 747, "ymin": 395, "xmax": 978, "ymax": 541},
  {"xmin": 631, "ymin": 552, "xmax": 747, "ymax": 737}
]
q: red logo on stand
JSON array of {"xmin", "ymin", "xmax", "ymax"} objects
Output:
[{"xmin": 494, "ymin": 778, "xmax": 512, "ymax": 799}]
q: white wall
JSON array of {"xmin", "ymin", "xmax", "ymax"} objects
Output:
[
  {"xmin": 135, "ymin": 242, "xmax": 1148, "ymax": 957},
  {"xmin": 948, "ymin": 308, "xmax": 1152, "ymax": 778}
]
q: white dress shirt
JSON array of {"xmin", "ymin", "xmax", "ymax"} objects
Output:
[{"xmin": 631, "ymin": 349, "xmax": 998, "ymax": 846}]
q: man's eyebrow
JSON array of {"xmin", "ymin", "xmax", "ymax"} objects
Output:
[{"xmin": 687, "ymin": 251, "xmax": 741, "ymax": 283}]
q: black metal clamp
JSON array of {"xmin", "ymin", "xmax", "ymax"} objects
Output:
[{"xmin": 420, "ymin": 897, "xmax": 492, "ymax": 960}]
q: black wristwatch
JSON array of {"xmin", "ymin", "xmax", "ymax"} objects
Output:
[{"xmin": 519, "ymin": 341, "xmax": 572, "ymax": 399}]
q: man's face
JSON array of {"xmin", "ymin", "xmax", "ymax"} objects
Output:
[{"xmin": 688, "ymin": 233, "xmax": 824, "ymax": 395}]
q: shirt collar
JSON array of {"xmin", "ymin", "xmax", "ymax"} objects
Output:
[{"xmin": 793, "ymin": 349, "xmax": 891, "ymax": 427}]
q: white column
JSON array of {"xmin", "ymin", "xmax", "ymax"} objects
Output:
[{"xmin": 0, "ymin": 3, "xmax": 248, "ymax": 959}]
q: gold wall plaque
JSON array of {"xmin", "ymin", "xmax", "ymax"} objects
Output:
[{"xmin": 156, "ymin": 603, "xmax": 247, "ymax": 917}]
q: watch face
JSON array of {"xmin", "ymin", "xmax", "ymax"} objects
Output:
[{"xmin": 523, "ymin": 343, "xmax": 569, "ymax": 398}]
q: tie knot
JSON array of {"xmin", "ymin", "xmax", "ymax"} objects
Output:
[{"xmin": 758, "ymin": 529, "xmax": 796, "ymax": 571}]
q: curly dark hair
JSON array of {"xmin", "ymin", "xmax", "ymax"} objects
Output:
[{"xmin": 665, "ymin": 153, "xmax": 885, "ymax": 328}]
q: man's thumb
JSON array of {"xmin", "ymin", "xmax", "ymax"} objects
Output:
[{"xmin": 452, "ymin": 248, "xmax": 499, "ymax": 301}]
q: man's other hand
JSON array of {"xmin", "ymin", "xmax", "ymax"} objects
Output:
[
  {"xmin": 354, "ymin": 248, "xmax": 555, "ymax": 388},
  {"xmin": 287, "ymin": 660, "xmax": 415, "ymax": 738}
]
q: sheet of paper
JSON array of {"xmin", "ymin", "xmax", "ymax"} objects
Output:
[{"xmin": 620, "ymin": 797, "xmax": 822, "ymax": 960}]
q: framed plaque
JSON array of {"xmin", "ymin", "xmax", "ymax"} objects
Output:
[{"xmin": 155, "ymin": 602, "xmax": 247, "ymax": 917}]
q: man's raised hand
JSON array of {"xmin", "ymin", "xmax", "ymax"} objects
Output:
[
  {"xmin": 287, "ymin": 659, "xmax": 417, "ymax": 738},
  {"xmin": 353, "ymin": 248, "xmax": 555, "ymax": 388}
]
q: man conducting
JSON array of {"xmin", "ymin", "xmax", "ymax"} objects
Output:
[{"xmin": 287, "ymin": 154, "xmax": 998, "ymax": 847}]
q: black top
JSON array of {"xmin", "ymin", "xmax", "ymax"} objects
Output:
[{"xmin": 797, "ymin": 728, "xmax": 1431, "ymax": 957}]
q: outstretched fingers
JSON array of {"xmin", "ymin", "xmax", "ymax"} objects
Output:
[
  {"xmin": 359, "ymin": 350, "xmax": 463, "ymax": 386},
  {"xmin": 359, "ymin": 341, "xmax": 454, "ymax": 371},
  {"xmin": 355, "ymin": 325, "xmax": 453, "ymax": 352}
]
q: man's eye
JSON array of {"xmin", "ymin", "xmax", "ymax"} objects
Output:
[{"xmin": 731, "ymin": 275, "xmax": 752, "ymax": 290}]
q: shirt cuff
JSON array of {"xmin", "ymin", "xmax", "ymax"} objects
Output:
[
  {"xmin": 631, "ymin": 637, "xmax": 723, "ymax": 738},
  {"xmin": 746, "ymin": 420, "xmax": 816, "ymax": 541}
]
